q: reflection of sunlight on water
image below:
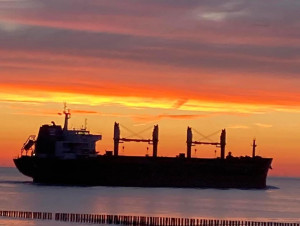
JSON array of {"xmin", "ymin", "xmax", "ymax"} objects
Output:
[
  {"xmin": 0, "ymin": 218, "xmax": 93, "ymax": 226},
  {"xmin": 0, "ymin": 168, "xmax": 300, "ymax": 223},
  {"xmin": 0, "ymin": 218, "xmax": 49, "ymax": 226}
]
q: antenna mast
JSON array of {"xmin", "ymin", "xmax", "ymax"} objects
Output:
[{"xmin": 84, "ymin": 118, "xmax": 87, "ymax": 130}]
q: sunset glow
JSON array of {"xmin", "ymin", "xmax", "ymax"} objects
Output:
[{"xmin": 1, "ymin": 0, "xmax": 300, "ymax": 177}]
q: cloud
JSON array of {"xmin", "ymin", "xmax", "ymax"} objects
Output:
[
  {"xmin": 0, "ymin": 99, "xmax": 44, "ymax": 105},
  {"xmin": 1, "ymin": 24, "xmax": 299, "ymax": 77},
  {"xmin": 254, "ymin": 123, "xmax": 272, "ymax": 128},
  {"xmin": 0, "ymin": 21, "xmax": 22, "ymax": 32},
  {"xmin": 71, "ymin": 110, "xmax": 99, "ymax": 114},
  {"xmin": 132, "ymin": 114, "xmax": 209, "ymax": 122},
  {"xmin": 228, "ymin": 123, "xmax": 273, "ymax": 129},
  {"xmin": 227, "ymin": 125, "xmax": 249, "ymax": 129},
  {"xmin": 0, "ymin": 0, "xmax": 300, "ymax": 114},
  {"xmin": 172, "ymin": 99, "xmax": 188, "ymax": 109}
]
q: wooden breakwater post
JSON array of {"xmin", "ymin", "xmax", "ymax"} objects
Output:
[
  {"xmin": 1, "ymin": 210, "xmax": 300, "ymax": 225},
  {"xmin": 0, "ymin": 210, "xmax": 52, "ymax": 220},
  {"xmin": 53, "ymin": 213, "xmax": 300, "ymax": 226}
]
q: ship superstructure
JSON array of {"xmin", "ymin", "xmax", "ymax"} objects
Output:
[{"xmin": 21, "ymin": 107, "xmax": 101, "ymax": 160}]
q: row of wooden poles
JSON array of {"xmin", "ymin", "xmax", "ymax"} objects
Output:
[
  {"xmin": 0, "ymin": 210, "xmax": 52, "ymax": 220},
  {"xmin": 0, "ymin": 210, "xmax": 299, "ymax": 226}
]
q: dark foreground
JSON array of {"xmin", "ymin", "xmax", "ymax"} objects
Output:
[
  {"xmin": 1, "ymin": 210, "xmax": 299, "ymax": 226},
  {"xmin": 14, "ymin": 155, "xmax": 272, "ymax": 188}
]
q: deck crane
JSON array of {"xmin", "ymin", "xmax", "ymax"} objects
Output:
[
  {"xmin": 186, "ymin": 127, "xmax": 226, "ymax": 159},
  {"xmin": 113, "ymin": 122, "xmax": 159, "ymax": 157}
]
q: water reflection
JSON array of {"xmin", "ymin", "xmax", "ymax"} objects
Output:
[{"xmin": 0, "ymin": 168, "xmax": 300, "ymax": 224}]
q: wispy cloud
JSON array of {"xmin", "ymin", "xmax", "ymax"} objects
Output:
[
  {"xmin": 254, "ymin": 123, "xmax": 273, "ymax": 128},
  {"xmin": 132, "ymin": 114, "xmax": 208, "ymax": 122},
  {"xmin": 71, "ymin": 110, "xmax": 99, "ymax": 114},
  {"xmin": 227, "ymin": 125, "xmax": 249, "ymax": 129},
  {"xmin": 173, "ymin": 99, "xmax": 188, "ymax": 109},
  {"xmin": 0, "ymin": 99, "xmax": 44, "ymax": 105}
]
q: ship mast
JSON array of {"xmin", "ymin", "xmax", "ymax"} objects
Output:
[
  {"xmin": 252, "ymin": 139, "xmax": 257, "ymax": 158},
  {"xmin": 63, "ymin": 103, "xmax": 71, "ymax": 131}
]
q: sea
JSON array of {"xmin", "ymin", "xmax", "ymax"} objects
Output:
[{"xmin": 0, "ymin": 167, "xmax": 299, "ymax": 225}]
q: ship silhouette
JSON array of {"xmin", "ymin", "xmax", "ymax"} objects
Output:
[{"xmin": 14, "ymin": 107, "xmax": 272, "ymax": 188}]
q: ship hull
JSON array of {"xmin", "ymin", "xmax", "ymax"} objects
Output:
[{"xmin": 14, "ymin": 156, "xmax": 272, "ymax": 188}]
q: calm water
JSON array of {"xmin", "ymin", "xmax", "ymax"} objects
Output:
[{"xmin": 0, "ymin": 167, "xmax": 299, "ymax": 225}]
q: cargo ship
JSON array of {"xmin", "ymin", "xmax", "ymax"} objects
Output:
[{"xmin": 14, "ymin": 108, "xmax": 272, "ymax": 188}]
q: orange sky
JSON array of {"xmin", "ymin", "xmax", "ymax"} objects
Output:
[{"xmin": 1, "ymin": 0, "xmax": 300, "ymax": 177}]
